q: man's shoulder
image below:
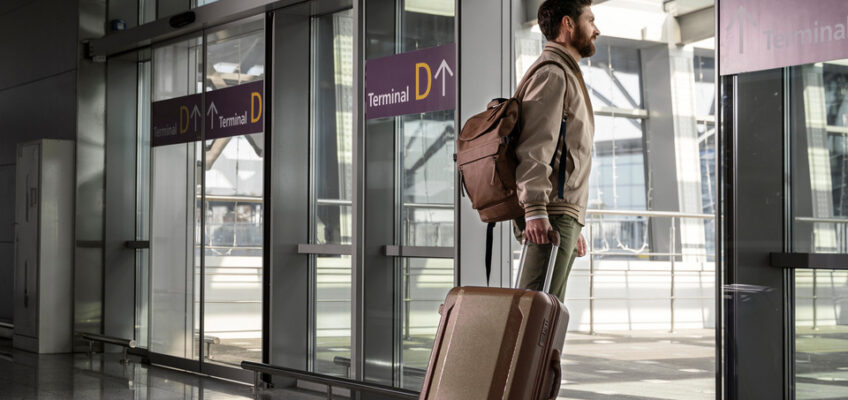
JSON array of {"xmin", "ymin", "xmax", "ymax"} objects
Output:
[{"xmin": 527, "ymin": 56, "xmax": 568, "ymax": 83}]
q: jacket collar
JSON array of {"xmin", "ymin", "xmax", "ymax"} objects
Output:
[{"xmin": 544, "ymin": 42, "xmax": 579, "ymax": 66}]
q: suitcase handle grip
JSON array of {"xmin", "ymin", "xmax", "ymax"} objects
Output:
[
  {"xmin": 514, "ymin": 231, "xmax": 561, "ymax": 291},
  {"xmin": 548, "ymin": 349, "xmax": 562, "ymax": 400}
]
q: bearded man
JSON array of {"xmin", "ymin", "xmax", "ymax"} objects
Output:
[{"xmin": 513, "ymin": 0, "xmax": 600, "ymax": 301}]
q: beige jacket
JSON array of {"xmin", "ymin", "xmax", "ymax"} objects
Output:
[{"xmin": 514, "ymin": 42, "xmax": 595, "ymax": 225}]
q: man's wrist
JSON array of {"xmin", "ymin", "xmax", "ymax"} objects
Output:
[
  {"xmin": 524, "ymin": 202, "xmax": 548, "ymax": 220},
  {"xmin": 525, "ymin": 215, "xmax": 549, "ymax": 222}
]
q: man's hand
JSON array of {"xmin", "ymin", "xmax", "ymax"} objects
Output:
[
  {"xmin": 525, "ymin": 218, "xmax": 553, "ymax": 244},
  {"xmin": 576, "ymin": 234, "xmax": 588, "ymax": 257}
]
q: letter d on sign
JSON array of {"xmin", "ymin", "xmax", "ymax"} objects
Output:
[
  {"xmin": 180, "ymin": 105, "xmax": 189, "ymax": 134},
  {"xmin": 251, "ymin": 92, "xmax": 262, "ymax": 123},
  {"xmin": 416, "ymin": 62, "xmax": 431, "ymax": 100}
]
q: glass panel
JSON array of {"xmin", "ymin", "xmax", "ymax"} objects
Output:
[
  {"xmin": 399, "ymin": 257, "xmax": 453, "ymax": 391},
  {"xmin": 150, "ymin": 37, "xmax": 203, "ymax": 360},
  {"xmin": 139, "ymin": 0, "xmax": 155, "ymax": 25},
  {"xmin": 795, "ymin": 269, "xmax": 848, "ymax": 398},
  {"xmin": 313, "ymin": 9, "xmax": 354, "ymax": 246},
  {"xmin": 314, "ymin": 255, "xmax": 352, "ymax": 376},
  {"xmin": 582, "ymin": 44, "xmax": 643, "ymax": 109},
  {"xmin": 696, "ymin": 55, "xmax": 717, "ymax": 261},
  {"xmin": 401, "ymin": 110, "xmax": 455, "ymax": 247},
  {"xmin": 791, "ymin": 60, "xmax": 848, "ymax": 398},
  {"xmin": 202, "ymin": 17, "xmax": 265, "ymax": 366},
  {"xmin": 311, "ymin": 9, "xmax": 354, "ymax": 377},
  {"xmin": 397, "ymin": 3, "xmax": 455, "ymax": 390},
  {"xmin": 194, "ymin": 0, "xmax": 219, "ymax": 7}
]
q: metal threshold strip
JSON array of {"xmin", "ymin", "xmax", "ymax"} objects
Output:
[{"xmin": 241, "ymin": 361, "xmax": 419, "ymax": 399}]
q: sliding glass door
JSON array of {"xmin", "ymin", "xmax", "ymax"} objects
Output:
[{"xmin": 146, "ymin": 15, "xmax": 265, "ymax": 376}]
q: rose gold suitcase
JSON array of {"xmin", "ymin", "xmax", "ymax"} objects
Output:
[{"xmin": 419, "ymin": 234, "xmax": 569, "ymax": 400}]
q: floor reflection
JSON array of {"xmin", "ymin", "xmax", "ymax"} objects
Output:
[
  {"xmin": 0, "ymin": 339, "xmax": 325, "ymax": 400},
  {"xmin": 1, "ymin": 329, "xmax": 718, "ymax": 400}
]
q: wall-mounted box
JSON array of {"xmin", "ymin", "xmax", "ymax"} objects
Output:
[{"xmin": 14, "ymin": 139, "xmax": 75, "ymax": 353}]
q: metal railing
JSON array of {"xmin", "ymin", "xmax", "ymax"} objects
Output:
[
  {"xmin": 332, "ymin": 356, "xmax": 426, "ymax": 380},
  {"xmin": 77, "ymin": 332, "xmax": 136, "ymax": 364},
  {"xmin": 782, "ymin": 216, "xmax": 848, "ymax": 330},
  {"xmin": 576, "ymin": 209, "xmax": 715, "ymax": 334}
]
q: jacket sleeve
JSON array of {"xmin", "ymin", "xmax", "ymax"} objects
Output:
[{"xmin": 515, "ymin": 66, "xmax": 566, "ymax": 218}]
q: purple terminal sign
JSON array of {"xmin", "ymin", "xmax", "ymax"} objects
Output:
[
  {"xmin": 721, "ymin": 0, "xmax": 848, "ymax": 75},
  {"xmin": 152, "ymin": 80, "xmax": 264, "ymax": 146},
  {"xmin": 365, "ymin": 43, "xmax": 456, "ymax": 119}
]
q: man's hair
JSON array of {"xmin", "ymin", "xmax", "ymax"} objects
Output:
[{"xmin": 537, "ymin": 0, "xmax": 593, "ymax": 41}]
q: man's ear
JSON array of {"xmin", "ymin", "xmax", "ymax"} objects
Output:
[{"xmin": 560, "ymin": 15, "xmax": 574, "ymax": 36}]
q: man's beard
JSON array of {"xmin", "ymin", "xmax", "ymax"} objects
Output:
[{"xmin": 574, "ymin": 28, "xmax": 596, "ymax": 57}]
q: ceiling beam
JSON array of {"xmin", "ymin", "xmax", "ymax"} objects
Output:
[{"xmin": 677, "ymin": 5, "xmax": 714, "ymax": 45}]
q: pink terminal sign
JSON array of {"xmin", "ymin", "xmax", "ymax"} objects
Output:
[{"xmin": 721, "ymin": 0, "xmax": 848, "ymax": 75}]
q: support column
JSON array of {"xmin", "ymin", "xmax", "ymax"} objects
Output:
[
  {"xmin": 642, "ymin": 44, "xmax": 706, "ymax": 261},
  {"xmin": 457, "ymin": 0, "xmax": 516, "ymax": 288}
]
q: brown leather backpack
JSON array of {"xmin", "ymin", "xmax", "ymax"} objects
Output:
[
  {"xmin": 456, "ymin": 60, "xmax": 566, "ymax": 283},
  {"xmin": 456, "ymin": 60, "xmax": 566, "ymax": 223}
]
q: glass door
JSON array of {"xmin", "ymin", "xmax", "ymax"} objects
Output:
[
  {"xmin": 789, "ymin": 60, "xmax": 848, "ymax": 398},
  {"xmin": 201, "ymin": 16, "xmax": 265, "ymax": 367},
  {"xmin": 310, "ymin": 8, "xmax": 354, "ymax": 377},
  {"xmin": 362, "ymin": 0, "xmax": 457, "ymax": 390},
  {"xmin": 149, "ymin": 35, "xmax": 203, "ymax": 362},
  {"xmin": 146, "ymin": 15, "xmax": 265, "ymax": 376}
]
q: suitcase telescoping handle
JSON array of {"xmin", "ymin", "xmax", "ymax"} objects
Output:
[{"xmin": 514, "ymin": 230, "xmax": 561, "ymax": 291}]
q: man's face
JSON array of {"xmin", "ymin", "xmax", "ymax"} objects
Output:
[{"xmin": 571, "ymin": 7, "xmax": 600, "ymax": 58}]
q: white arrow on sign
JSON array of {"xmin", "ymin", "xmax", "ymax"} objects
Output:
[
  {"xmin": 726, "ymin": 5, "xmax": 757, "ymax": 54},
  {"xmin": 191, "ymin": 105, "xmax": 201, "ymax": 132},
  {"xmin": 206, "ymin": 101, "xmax": 218, "ymax": 129},
  {"xmin": 434, "ymin": 59, "xmax": 454, "ymax": 97}
]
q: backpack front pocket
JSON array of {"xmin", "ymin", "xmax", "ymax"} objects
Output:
[{"xmin": 457, "ymin": 140, "xmax": 515, "ymax": 209}]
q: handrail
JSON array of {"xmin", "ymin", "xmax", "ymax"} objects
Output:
[
  {"xmin": 125, "ymin": 240, "xmax": 150, "ymax": 249},
  {"xmin": 318, "ymin": 200, "xmax": 721, "ymax": 221},
  {"xmin": 770, "ymin": 252, "xmax": 848, "ymax": 270},
  {"xmin": 0, "ymin": 322, "xmax": 13, "ymax": 330},
  {"xmin": 794, "ymin": 216, "xmax": 848, "ymax": 224},
  {"xmin": 315, "ymin": 199, "xmax": 716, "ymax": 220},
  {"xmin": 77, "ymin": 332, "xmax": 136, "ymax": 364},
  {"xmin": 77, "ymin": 332, "xmax": 136, "ymax": 348},
  {"xmin": 333, "ymin": 356, "xmax": 427, "ymax": 378},
  {"xmin": 240, "ymin": 360, "xmax": 418, "ymax": 400},
  {"xmin": 201, "ymin": 194, "xmax": 263, "ymax": 203},
  {"xmin": 587, "ymin": 209, "xmax": 714, "ymax": 219},
  {"xmin": 316, "ymin": 198, "xmax": 454, "ymax": 210},
  {"xmin": 384, "ymin": 245, "xmax": 453, "ymax": 258}
]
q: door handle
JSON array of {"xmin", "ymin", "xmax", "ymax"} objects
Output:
[
  {"xmin": 23, "ymin": 260, "xmax": 28, "ymax": 308},
  {"xmin": 24, "ymin": 178, "xmax": 29, "ymax": 222}
]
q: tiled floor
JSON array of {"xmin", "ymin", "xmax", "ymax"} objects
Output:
[{"xmin": 559, "ymin": 330, "xmax": 715, "ymax": 400}]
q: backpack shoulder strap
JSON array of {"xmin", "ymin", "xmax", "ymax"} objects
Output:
[{"xmin": 513, "ymin": 60, "xmax": 566, "ymax": 99}]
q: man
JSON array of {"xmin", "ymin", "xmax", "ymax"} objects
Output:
[{"xmin": 514, "ymin": 0, "xmax": 599, "ymax": 302}]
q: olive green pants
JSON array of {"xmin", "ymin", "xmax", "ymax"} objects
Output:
[{"xmin": 513, "ymin": 214, "xmax": 583, "ymax": 302}]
